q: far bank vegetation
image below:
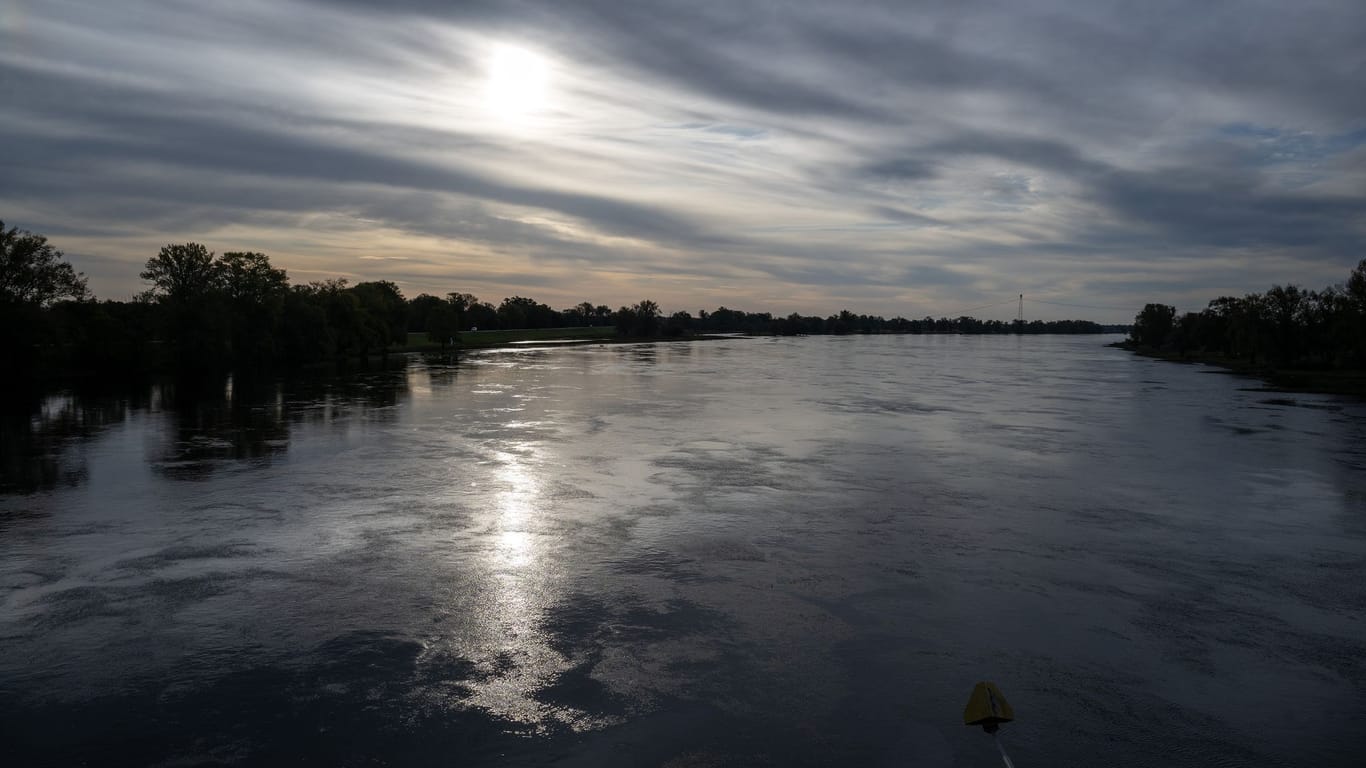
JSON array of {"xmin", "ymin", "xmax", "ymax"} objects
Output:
[
  {"xmin": 1126, "ymin": 259, "xmax": 1366, "ymax": 395},
  {"xmin": 3, "ymin": 221, "xmax": 1114, "ymax": 383}
]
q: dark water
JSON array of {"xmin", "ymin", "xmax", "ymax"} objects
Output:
[{"xmin": 2, "ymin": 335, "xmax": 1364, "ymax": 767}]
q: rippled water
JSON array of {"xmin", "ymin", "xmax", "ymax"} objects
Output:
[{"xmin": 2, "ymin": 335, "xmax": 1364, "ymax": 766}]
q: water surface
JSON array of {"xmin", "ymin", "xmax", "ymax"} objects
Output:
[{"xmin": 2, "ymin": 335, "xmax": 1364, "ymax": 766}]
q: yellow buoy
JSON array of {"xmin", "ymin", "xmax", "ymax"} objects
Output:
[{"xmin": 963, "ymin": 681, "xmax": 1015, "ymax": 732}]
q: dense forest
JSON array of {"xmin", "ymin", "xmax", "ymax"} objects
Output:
[
  {"xmin": 3, "ymin": 221, "xmax": 1112, "ymax": 382},
  {"xmin": 1128, "ymin": 259, "xmax": 1366, "ymax": 371}
]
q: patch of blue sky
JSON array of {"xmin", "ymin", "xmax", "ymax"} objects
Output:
[{"xmin": 1219, "ymin": 123, "xmax": 1366, "ymax": 164}]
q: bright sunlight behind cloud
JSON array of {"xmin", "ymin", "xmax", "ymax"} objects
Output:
[{"xmin": 484, "ymin": 44, "xmax": 550, "ymax": 122}]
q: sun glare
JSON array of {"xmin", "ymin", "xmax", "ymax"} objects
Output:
[{"xmin": 484, "ymin": 44, "xmax": 549, "ymax": 121}]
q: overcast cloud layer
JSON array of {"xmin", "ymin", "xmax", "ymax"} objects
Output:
[{"xmin": 3, "ymin": 0, "xmax": 1364, "ymax": 321}]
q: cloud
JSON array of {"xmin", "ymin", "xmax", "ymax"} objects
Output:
[
  {"xmin": 2, "ymin": 0, "xmax": 1363, "ymax": 321},
  {"xmin": 867, "ymin": 206, "xmax": 944, "ymax": 226},
  {"xmin": 859, "ymin": 159, "xmax": 939, "ymax": 182}
]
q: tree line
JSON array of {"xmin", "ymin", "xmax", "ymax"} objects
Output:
[
  {"xmin": 2, "ymin": 221, "xmax": 1113, "ymax": 382},
  {"xmin": 1129, "ymin": 259, "xmax": 1366, "ymax": 369}
]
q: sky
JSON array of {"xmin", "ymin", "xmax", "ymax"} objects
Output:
[{"xmin": 2, "ymin": 0, "xmax": 1364, "ymax": 322}]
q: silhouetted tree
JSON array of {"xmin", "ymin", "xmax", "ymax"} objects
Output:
[
  {"xmin": 305, "ymin": 279, "xmax": 370, "ymax": 358},
  {"xmin": 1127, "ymin": 259, "xmax": 1366, "ymax": 371},
  {"xmin": 0, "ymin": 221, "xmax": 89, "ymax": 306},
  {"xmin": 220, "ymin": 251, "xmax": 288, "ymax": 368},
  {"xmin": 570, "ymin": 301, "xmax": 598, "ymax": 326},
  {"xmin": 449, "ymin": 293, "xmax": 497, "ymax": 330},
  {"xmin": 497, "ymin": 296, "xmax": 557, "ymax": 329},
  {"xmin": 1, "ymin": 222, "xmax": 90, "ymax": 382},
  {"xmin": 1264, "ymin": 285, "xmax": 1308, "ymax": 366},
  {"xmin": 1347, "ymin": 260, "xmax": 1366, "ymax": 366},
  {"xmin": 407, "ymin": 293, "xmax": 445, "ymax": 332},
  {"xmin": 349, "ymin": 281, "xmax": 408, "ymax": 351},
  {"xmin": 616, "ymin": 299, "xmax": 661, "ymax": 337},
  {"xmin": 1130, "ymin": 303, "xmax": 1176, "ymax": 349},
  {"xmin": 141, "ymin": 243, "xmax": 231, "ymax": 374},
  {"xmin": 141, "ymin": 243, "xmax": 219, "ymax": 302},
  {"xmin": 664, "ymin": 310, "xmax": 693, "ymax": 337},
  {"xmin": 46, "ymin": 299, "xmax": 157, "ymax": 375},
  {"xmin": 280, "ymin": 285, "xmax": 333, "ymax": 366},
  {"xmin": 427, "ymin": 301, "xmax": 460, "ymax": 349}
]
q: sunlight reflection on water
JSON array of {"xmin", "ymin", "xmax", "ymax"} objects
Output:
[{"xmin": 455, "ymin": 441, "xmax": 614, "ymax": 732}]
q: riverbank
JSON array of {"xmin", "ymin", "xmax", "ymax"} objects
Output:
[{"xmin": 1115, "ymin": 342, "xmax": 1366, "ymax": 398}]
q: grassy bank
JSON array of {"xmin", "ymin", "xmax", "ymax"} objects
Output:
[{"xmin": 1117, "ymin": 342, "xmax": 1366, "ymax": 399}]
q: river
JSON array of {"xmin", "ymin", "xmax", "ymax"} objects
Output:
[{"xmin": 2, "ymin": 334, "xmax": 1363, "ymax": 766}]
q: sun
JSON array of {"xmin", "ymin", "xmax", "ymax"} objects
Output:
[{"xmin": 484, "ymin": 44, "xmax": 550, "ymax": 121}]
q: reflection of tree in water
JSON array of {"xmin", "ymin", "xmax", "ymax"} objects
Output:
[
  {"xmin": 152, "ymin": 376, "xmax": 293, "ymax": 480},
  {"xmin": 279, "ymin": 361, "xmax": 412, "ymax": 429},
  {"xmin": 0, "ymin": 386, "xmax": 146, "ymax": 495},
  {"xmin": 153, "ymin": 361, "xmax": 411, "ymax": 479},
  {"xmin": 423, "ymin": 355, "xmax": 462, "ymax": 393},
  {"xmin": 622, "ymin": 345, "xmax": 657, "ymax": 367},
  {"xmin": 0, "ymin": 358, "xmax": 416, "ymax": 492}
]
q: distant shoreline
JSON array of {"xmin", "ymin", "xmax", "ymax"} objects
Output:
[{"xmin": 408, "ymin": 328, "xmax": 1127, "ymax": 354}]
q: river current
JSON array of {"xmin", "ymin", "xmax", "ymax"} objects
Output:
[{"xmin": 2, "ymin": 334, "xmax": 1363, "ymax": 766}]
